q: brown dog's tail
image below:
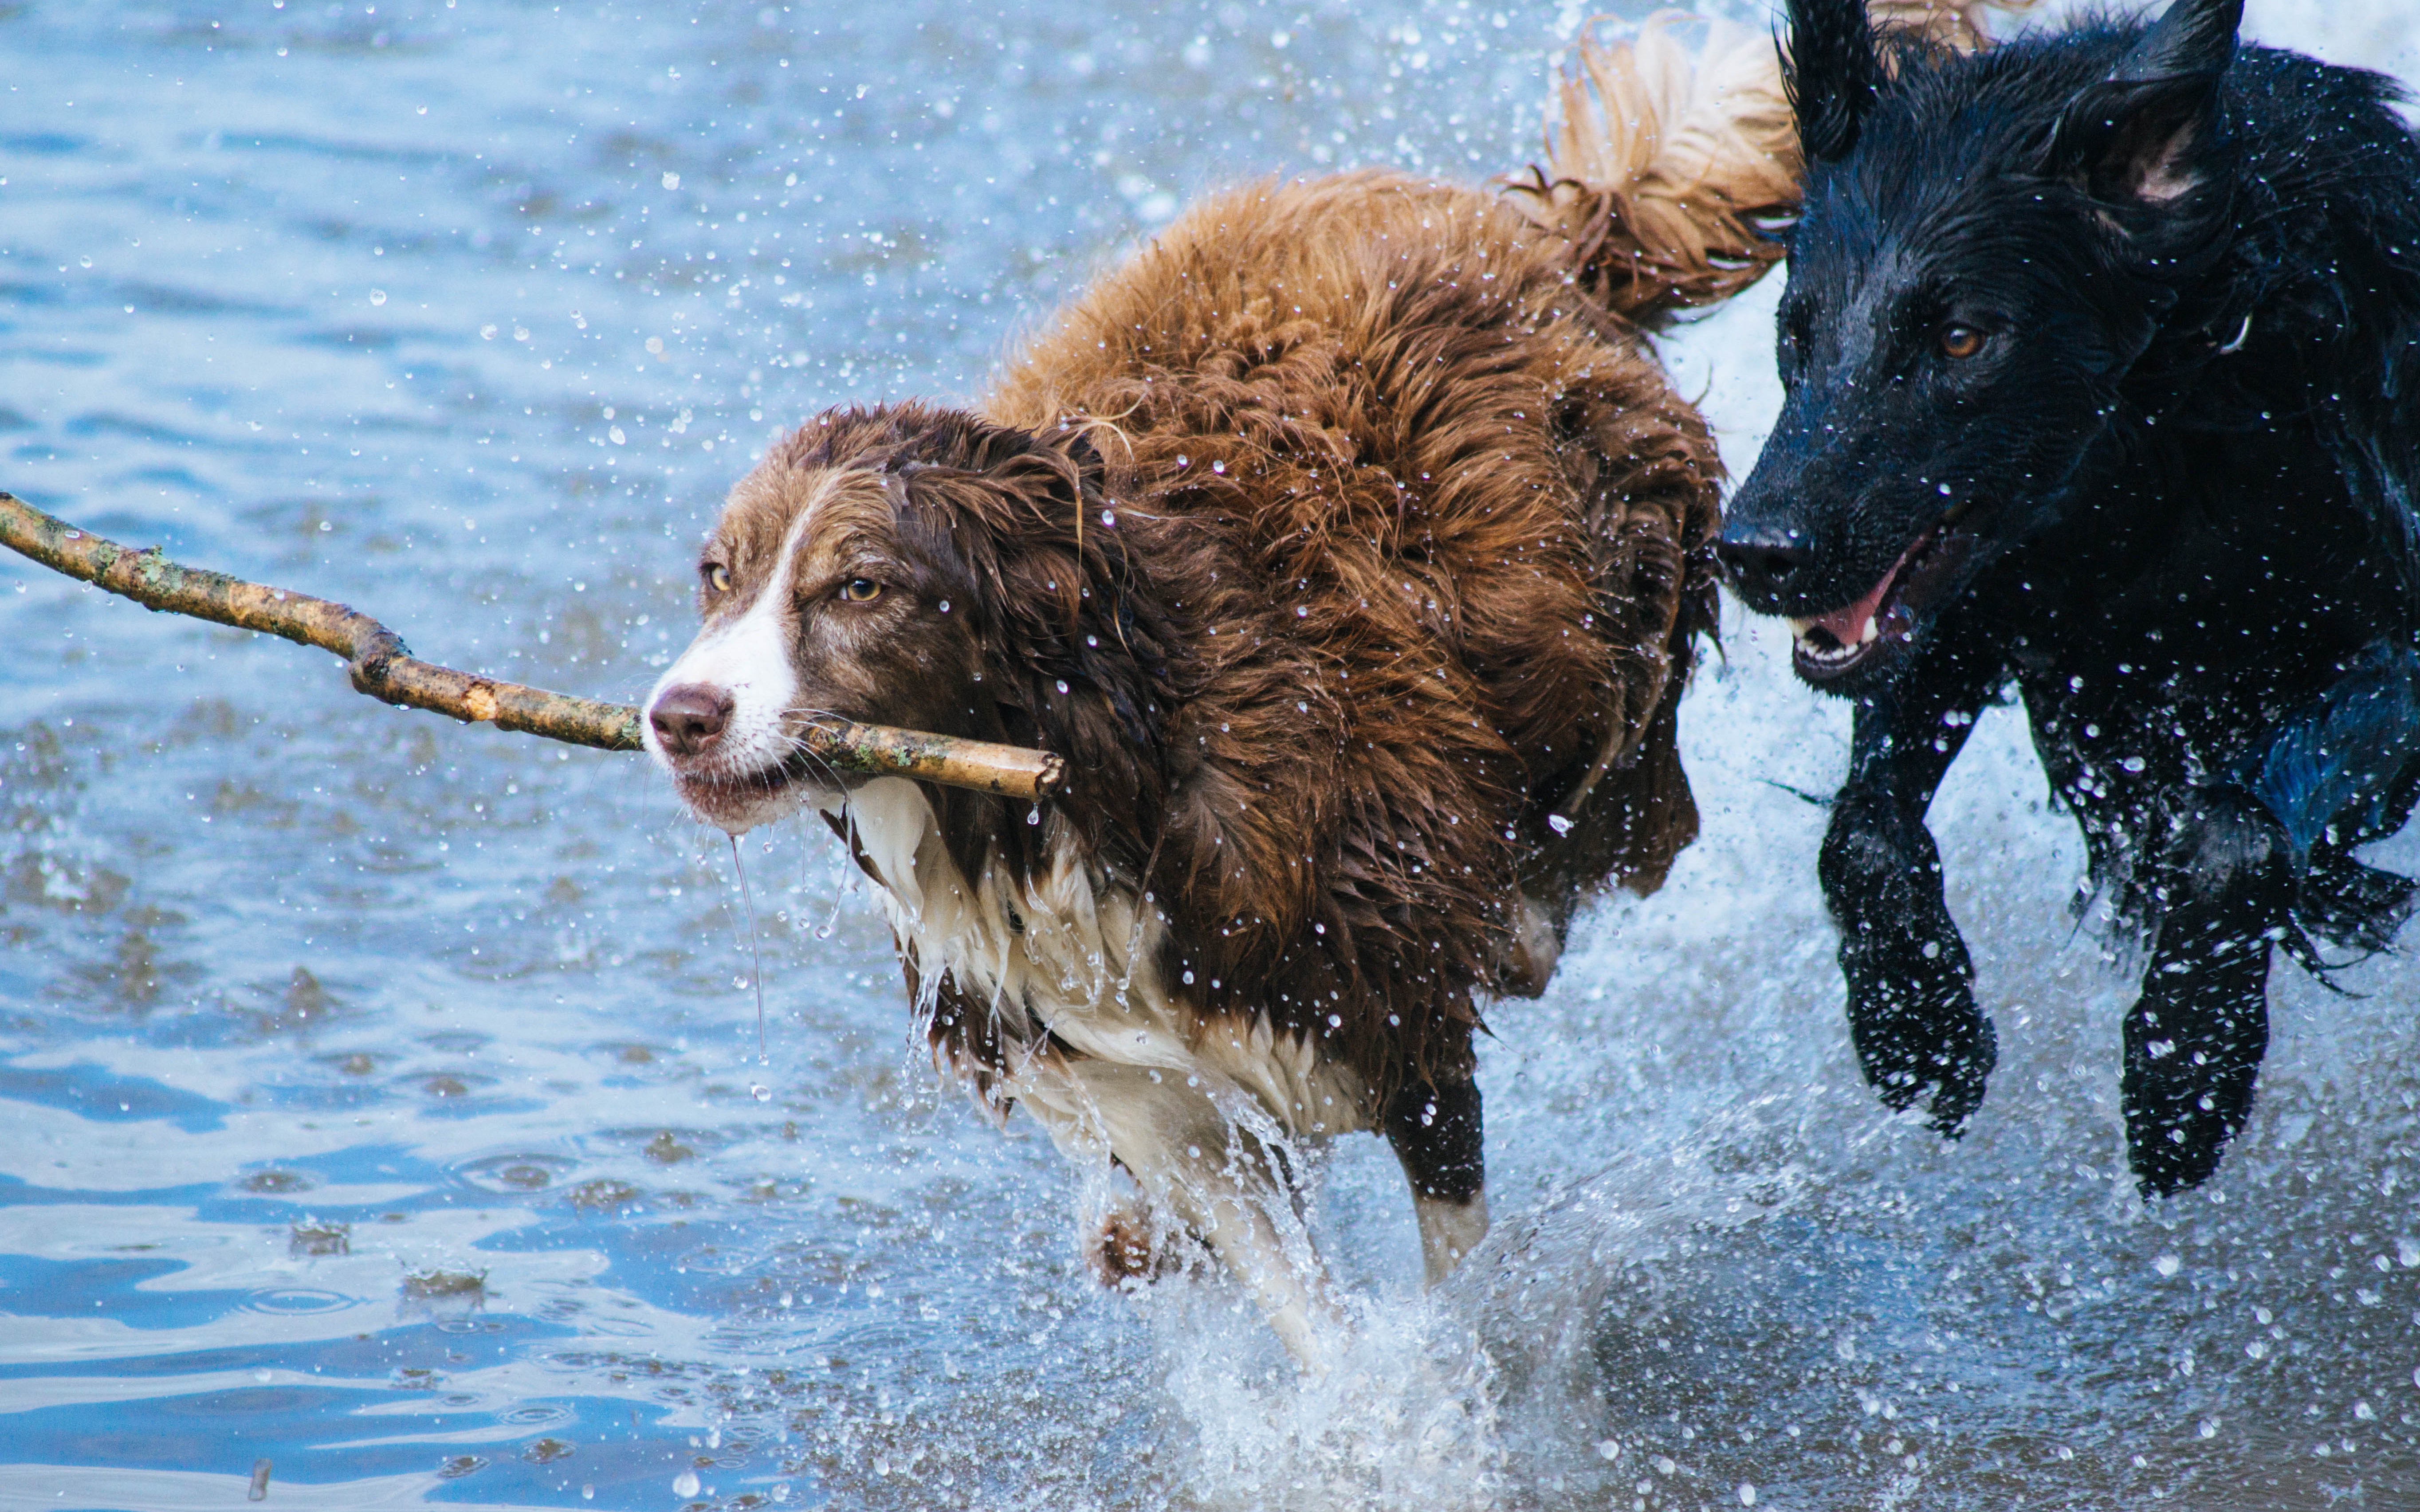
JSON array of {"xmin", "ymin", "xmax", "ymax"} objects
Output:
[{"xmin": 1502, "ymin": 4, "xmax": 2032, "ymax": 329}]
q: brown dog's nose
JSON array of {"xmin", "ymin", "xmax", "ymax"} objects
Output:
[{"xmin": 648, "ymin": 683, "xmax": 734, "ymax": 756}]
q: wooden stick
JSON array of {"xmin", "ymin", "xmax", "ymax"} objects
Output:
[{"xmin": 0, "ymin": 492, "xmax": 1066, "ymax": 802}]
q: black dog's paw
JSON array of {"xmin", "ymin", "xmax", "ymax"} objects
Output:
[
  {"xmin": 1917, "ymin": 1006, "xmax": 1999, "ymax": 1139},
  {"xmin": 2128, "ymin": 1112, "xmax": 2233, "ymax": 1197},
  {"xmin": 2122, "ymin": 983, "xmax": 2268, "ymax": 1197},
  {"xmin": 1842, "ymin": 945, "xmax": 1997, "ymax": 1137},
  {"xmin": 2125, "ymin": 1064, "xmax": 2259, "ymax": 1195}
]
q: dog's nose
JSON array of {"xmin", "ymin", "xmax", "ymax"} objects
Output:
[
  {"xmin": 648, "ymin": 682, "xmax": 734, "ymax": 756},
  {"xmin": 1713, "ymin": 525, "xmax": 1811, "ymax": 605}
]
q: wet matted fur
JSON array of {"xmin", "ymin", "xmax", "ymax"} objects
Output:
[
  {"xmin": 640, "ymin": 12, "xmax": 1976, "ymax": 1359},
  {"xmin": 1718, "ymin": 0, "xmax": 2420, "ymax": 1195}
]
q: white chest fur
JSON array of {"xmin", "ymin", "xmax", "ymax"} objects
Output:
[
  {"xmin": 825, "ymin": 779, "xmax": 1488, "ymax": 1363},
  {"xmin": 825, "ymin": 778, "xmax": 1370, "ymax": 1144}
]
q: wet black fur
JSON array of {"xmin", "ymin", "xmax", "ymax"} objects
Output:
[{"xmin": 1722, "ymin": 0, "xmax": 2420, "ymax": 1193}]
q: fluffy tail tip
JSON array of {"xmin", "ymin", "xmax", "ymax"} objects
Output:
[{"xmin": 1504, "ymin": 4, "xmax": 2034, "ymax": 327}]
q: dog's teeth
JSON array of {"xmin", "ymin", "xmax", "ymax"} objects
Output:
[
  {"xmin": 1858, "ymin": 617, "xmax": 1878, "ymax": 645},
  {"xmin": 1788, "ymin": 617, "xmax": 1816, "ymax": 638}
]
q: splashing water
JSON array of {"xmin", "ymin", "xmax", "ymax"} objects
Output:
[{"xmin": 1, "ymin": 2, "xmax": 2416, "ymax": 1509}]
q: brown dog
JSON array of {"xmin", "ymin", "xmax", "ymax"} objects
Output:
[{"xmin": 638, "ymin": 14, "xmax": 1974, "ymax": 1360}]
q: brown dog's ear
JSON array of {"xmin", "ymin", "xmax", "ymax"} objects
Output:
[{"xmin": 2042, "ymin": 0, "xmax": 2240, "ymax": 206}]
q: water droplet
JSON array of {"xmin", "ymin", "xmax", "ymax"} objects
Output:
[
  {"xmin": 750, "ymin": 1084, "xmax": 771, "ymax": 1102},
  {"xmin": 368, "ymin": 289, "xmax": 387, "ymax": 306},
  {"xmin": 662, "ymin": 172, "xmax": 682, "ymax": 191},
  {"xmin": 672, "ymin": 1470, "xmax": 700, "ymax": 1497},
  {"xmin": 1547, "ymin": 813, "xmax": 1573, "ymax": 835}
]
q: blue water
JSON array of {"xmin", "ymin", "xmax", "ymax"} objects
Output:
[{"xmin": 4, "ymin": 2, "xmax": 2419, "ymax": 1509}]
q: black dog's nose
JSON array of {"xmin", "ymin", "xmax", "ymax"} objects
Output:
[
  {"xmin": 1713, "ymin": 527, "xmax": 1810, "ymax": 604},
  {"xmin": 649, "ymin": 682, "xmax": 734, "ymax": 756}
]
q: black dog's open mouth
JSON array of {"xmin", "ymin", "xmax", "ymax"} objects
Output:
[{"xmin": 1789, "ymin": 512, "xmax": 1981, "ymax": 684}]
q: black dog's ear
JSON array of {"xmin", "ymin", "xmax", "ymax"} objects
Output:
[
  {"xmin": 2043, "ymin": 0, "xmax": 2242, "ymax": 205},
  {"xmin": 1783, "ymin": 0, "xmax": 1882, "ymax": 164}
]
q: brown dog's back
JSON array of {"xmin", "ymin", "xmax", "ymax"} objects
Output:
[{"xmin": 986, "ymin": 172, "xmax": 1720, "ymax": 1091}]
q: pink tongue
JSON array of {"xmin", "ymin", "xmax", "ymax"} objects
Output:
[
  {"xmin": 1809, "ymin": 535, "xmax": 1927, "ymax": 646},
  {"xmin": 1812, "ymin": 570, "xmax": 1896, "ymax": 646}
]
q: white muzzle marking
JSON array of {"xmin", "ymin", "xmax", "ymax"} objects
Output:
[{"xmin": 644, "ymin": 499, "xmax": 829, "ymax": 831}]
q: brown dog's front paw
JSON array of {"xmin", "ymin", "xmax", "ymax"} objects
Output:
[{"xmin": 1090, "ymin": 1206, "xmax": 1166, "ymax": 1287}]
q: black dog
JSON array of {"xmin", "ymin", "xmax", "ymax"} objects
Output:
[{"xmin": 1718, "ymin": 0, "xmax": 2420, "ymax": 1193}]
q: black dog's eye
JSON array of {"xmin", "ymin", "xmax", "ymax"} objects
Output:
[
  {"xmin": 705, "ymin": 564, "xmax": 732, "ymax": 593},
  {"xmin": 1939, "ymin": 323, "xmax": 1987, "ymax": 360},
  {"xmin": 839, "ymin": 577, "xmax": 883, "ymax": 603}
]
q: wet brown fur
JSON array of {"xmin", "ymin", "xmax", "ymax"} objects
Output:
[{"xmin": 700, "ymin": 172, "xmax": 1721, "ymax": 1113}]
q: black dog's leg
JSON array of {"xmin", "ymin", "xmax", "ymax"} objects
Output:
[
  {"xmin": 2123, "ymin": 787, "xmax": 2292, "ymax": 1195},
  {"xmin": 2125, "ymin": 641, "xmax": 2420, "ymax": 1193},
  {"xmin": 1823, "ymin": 662, "xmax": 2000, "ymax": 1135},
  {"xmin": 2240, "ymin": 639, "xmax": 2420, "ymax": 949},
  {"xmin": 1383, "ymin": 1073, "xmax": 1487, "ymax": 1284}
]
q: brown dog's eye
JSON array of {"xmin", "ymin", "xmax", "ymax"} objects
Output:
[
  {"xmin": 840, "ymin": 577, "xmax": 883, "ymax": 603},
  {"xmin": 706, "ymin": 565, "xmax": 732, "ymax": 593},
  {"xmin": 1939, "ymin": 324, "xmax": 1986, "ymax": 360}
]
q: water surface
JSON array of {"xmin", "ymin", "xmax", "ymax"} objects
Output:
[{"xmin": 4, "ymin": 2, "xmax": 2419, "ymax": 1508}]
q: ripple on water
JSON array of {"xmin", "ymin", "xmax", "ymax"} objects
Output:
[
  {"xmin": 2, "ymin": 0, "xmax": 2417, "ymax": 1509},
  {"xmin": 240, "ymin": 1288, "xmax": 359, "ymax": 1317},
  {"xmin": 455, "ymin": 1152, "xmax": 578, "ymax": 1193},
  {"xmin": 500, "ymin": 1402, "xmax": 574, "ymax": 1428}
]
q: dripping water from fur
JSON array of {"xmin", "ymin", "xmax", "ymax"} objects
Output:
[{"xmin": 731, "ymin": 833, "xmax": 768, "ymax": 1062}]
